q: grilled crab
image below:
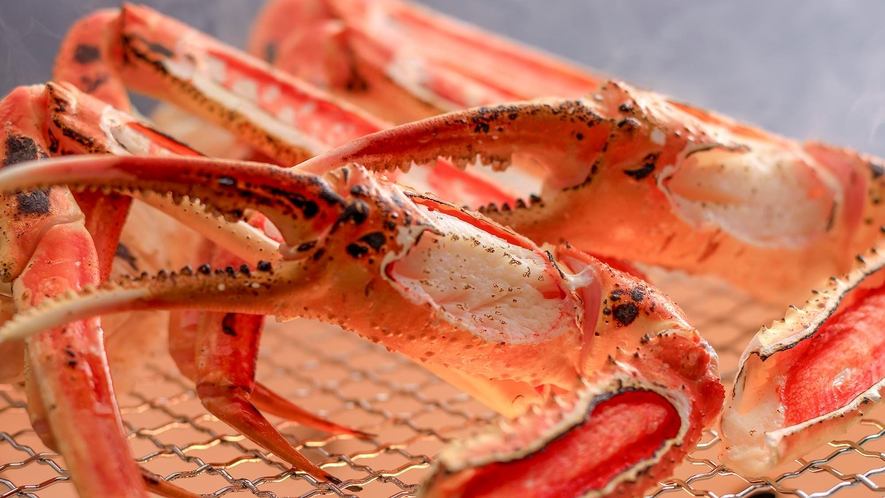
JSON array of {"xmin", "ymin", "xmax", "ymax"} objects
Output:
[{"xmin": 1, "ymin": 1, "xmax": 885, "ymax": 497}]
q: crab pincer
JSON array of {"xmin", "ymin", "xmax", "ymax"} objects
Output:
[
  {"xmin": 0, "ymin": 154, "xmax": 722, "ymax": 496},
  {"xmin": 297, "ymin": 78, "xmax": 885, "ymax": 304}
]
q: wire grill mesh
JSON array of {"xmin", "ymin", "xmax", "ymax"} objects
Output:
[{"xmin": 3, "ymin": 270, "xmax": 885, "ymax": 497}]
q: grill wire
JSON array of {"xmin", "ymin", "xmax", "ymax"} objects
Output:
[{"xmin": 3, "ymin": 269, "xmax": 885, "ymax": 498}]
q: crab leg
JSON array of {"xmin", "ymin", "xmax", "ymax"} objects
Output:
[
  {"xmin": 0, "ymin": 154, "xmax": 722, "ymax": 496},
  {"xmin": 57, "ymin": 4, "xmax": 385, "ymax": 165},
  {"xmin": 1, "ymin": 82, "xmax": 355, "ymax": 493},
  {"xmin": 0, "ymin": 99, "xmax": 147, "ymax": 495},
  {"xmin": 721, "ymin": 240, "xmax": 885, "ymax": 475},
  {"xmin": 249, "ymin": 0, "xmax": 602, "ymax": 123}
]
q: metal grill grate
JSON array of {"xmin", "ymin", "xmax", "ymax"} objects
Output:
[{"xmin": 3, "ymin": 270, "xmax": 885, "ymax": 497}]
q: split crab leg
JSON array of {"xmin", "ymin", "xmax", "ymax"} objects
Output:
[
  {"xmin": 0, "ymin": 154, "xmax": 723, "ymax": 497},
  {"xmin": 721, "ymin": 238, "xmax": 885, "ymax": 476}
]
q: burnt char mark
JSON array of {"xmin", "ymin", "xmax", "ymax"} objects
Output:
[
  {"xmin": 297, "ymin": 240, "xmax": 317, "ymax": 252},
  {"xmin": 218, "ymin": 176, "xmax": 236, "ymax": 187},
  {"xmin": 221, "ymin": 313, "xmax": 238, "ymax": 336},
  {"xmin": 360, "ymin": 232, "xmax": 386, "ymax": 250},
  {"xmin": 3, "ymin": 134, "xmax": 48, "ymax": 167},
  {"xmin": 610, "ymin": 290, "xmax": 623, "ymax": 302},
  {"xmin": 631, "ymin": 288, "xmax": 645, "ymax": 302},
  {"xmin": 115, "ymin": 243, "xmax": 139, "ymax": 271},
  {"xmin": 623, "ymin": 153, "xmax": 659, "ymax": 180},
  {"xmin": 346, "ymin": 243, "xmax": 369, "ymax": 259},
  {"xmin": 73, "ymin": 44, "xmax": 101, "ymax": 64},
  {"xmin": 16, "ymin": 190, "xmax": 51, "ymax": 216},
  {"xmin": 870, "ymin": 161, "xmax": 885, "ymax": 180},
  {"xmin": 612, "ymin": 303, "xmax": 639, "ymax": 326},
  {"xmin": 261, "ymin": 186, "xmax": 320, "ymax": 218},
  {"xmin": 338, "ymin": 199, "xmax": 370, "ymax": 225},
  {"xmin": 264, "ymin": 42, "xmax": 277, "ymax": 63},
  {"xmin": 257, "ymin": 261, "xmax": 272, "ymax": 272},
  {"xmin": 147, "ymin": 42, "xmax": 175, "ymax": 58},
  {"xmin": 80, "ymin": 73, "xmax": 108, "ymax": 94}
]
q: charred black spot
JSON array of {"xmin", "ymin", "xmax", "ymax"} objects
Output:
[
  {"xmin": 115, "ymin": 242, "xmax": 139, "ymax": 271},
  {"xmin": 576, "ymin": 132, "xmax": 584, "ymax": 141},
  {"xmin": 339, "ymin": 199, "xmax": 370, "ymax": 225},
  {"xmin": 350, "ymin": 185, "xmax": 369, "ymax": 196},
  {"xmin": 618, "ymin": 102, "xmax": 634, "ymax": 113},
  {"xmin": 238, "ymin": 264, "xmax": 250, "ymax": 275},
  {"xmin": 221, "ymin": 313, "xmax": 238, "ymax": 336},
  {"xmin": 218, "ymin": 176, "xmax": 236, "ymax": 187},
  {"xmin": 257, "ymin": 261, "xmax": 272, "ymax": 272},
  {"xmin": 297, "ymin": 240, "xmax": 317, "ymax": 252},
  {"xmin": 198, "ymin": 264, "xmax": 211, "ymax": 274},
  {"xmin": 360, "ymin": 232, "xmax": 386, "ymax": 250},
  {"xmin": 602, "ymin": 307, "xmax": 612, "ymax": 316},
  {"xmin": 474, "ymin": 122, "xmax": 490, "ymax": 133},
  {"xmin": 80, "ymin": 73, "xmax": 108, "ymax": 93},
  {"xmin": 617, "ymin": 117, "xmax": 641, "ymax": 131},
  {"xmin": 631, "ymin": 288, "xmax": 645, "ymax": 302},
  {"xmin": 613, "ymin": 303, "xmax": 639, "ymax": 326},
  {"xmin": 623, "ymin": 153, "xmax": 659, "ymax": 180},
  {"xmin": 73, "ymin": 44, "xmax": 101, "ymax": 64},
  {"xmin": 509, "ymin": 113, "xmax": 518, "ymax": 120},
  {"xmin": 624, "ymin": 164, "xmax": 654, "ymax": 180},
  {"xmin": 610, "ymin": 290, "xmax": 623, "ymax": 301},
  {"xmin": 147, "ymin": 42, "xmax": 175, "ymax": 58},
  {"xmin": 346, "ymin": 243, "xmax": 369, "ymax": 258},
  {"xmin": 64, "ymin": 348, "xmax": 76, "ymax": 358},
  {"xmin": 259, "ymin": 186, "xmax": 321, "ymax": 218},
  {"xmin": 16, "ymin": 190, "xmax": 51, "ymax": 216},
  {"xmin": 870, "ymin": 161, "xmax": 885, "ymax": 180},
  {"xmin": 4, "ymin": 134, "xmax": 48, "ymax": 167},
  {"xmin": 264, "ymin": 42, "xmax": 277, "ymax": 63}
]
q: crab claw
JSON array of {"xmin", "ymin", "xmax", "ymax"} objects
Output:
[
  {"xmin": 721, "ymin": 239, "xmax": 885, "ymax": 476},
  {"xmin": 297, "ymin": 79, "xmax": 877, "ymax": 302},
  {"xmin": 0, "ymin": 154, "xmax": 722, "ymax": 496}
]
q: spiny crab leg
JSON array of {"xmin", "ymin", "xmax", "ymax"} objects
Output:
[
  {"xmin": 57, "ymin": 4, "xmax": 385, "ymax": 165},
  {"xmin": 0, "ymin": 82, "xmax": 366, "ymax": 490},
  {"xmin": 721, "ymin": 238, "xmax": 885, "ymax": 476},
  {"xmin": 0, "ymin": 154, "xmax": 722, "ymax": 497},
  {"xmin": 298, "ymin": 79, "xmax": 885, "ymax": 302}
]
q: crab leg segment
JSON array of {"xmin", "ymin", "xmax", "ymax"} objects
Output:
[
  {"xmin": 0, "ymin": 117, "xmax": 147, "ymax": 495},
  {"xmin": 422, "ymin": 378, "xmax": 684, "ymax": 498},
  {"xmin": 57, "ymin": 4, "xmax": 386, "ymax": 165},
  {"xmin": 250, "ymin": 0, "xmax": 601, "ymax": 122},
  {"xmin": 721, "ymin": 241, "xmax": 885, "ymax": 476}
]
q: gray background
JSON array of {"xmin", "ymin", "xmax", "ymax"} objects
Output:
[{"xmin": 2, "ymin": 1, "xmax": 885, "ymax": 156}]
